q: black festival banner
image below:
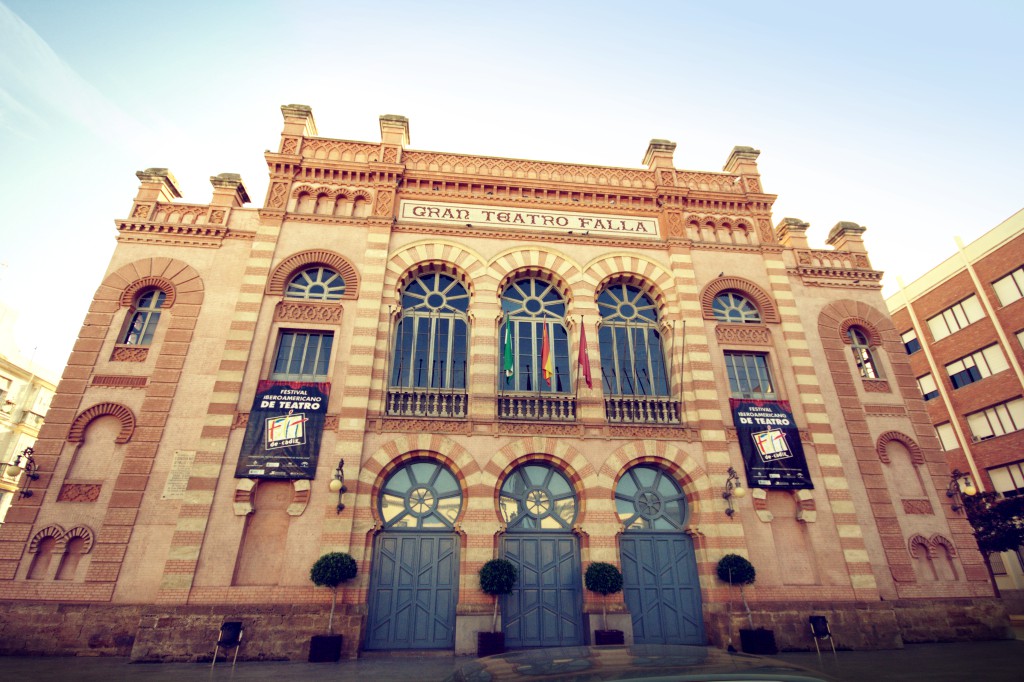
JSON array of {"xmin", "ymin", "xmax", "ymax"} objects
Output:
[
  {"xmin": 729, "ymin": 399, "xmax": 813, "ymax": 490},
  {"xmin": 235, "ymin": 380, "xmax": 330, "ymax": 480}
]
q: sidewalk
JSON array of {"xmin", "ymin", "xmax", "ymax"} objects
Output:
[{"xmin": 2, "ymin": 639, "xmax": 1022, "ymax": 681}]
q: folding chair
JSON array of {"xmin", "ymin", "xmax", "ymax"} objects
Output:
[
  {"xmin": 211, "ymin": 621, "xmax": 244, "ymax": 668},
  {"xmin": 808, "ymin": 615, "xmax": 836, "ymax": 663}
]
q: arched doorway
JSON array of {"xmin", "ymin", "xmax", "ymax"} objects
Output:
[
  {"xmin": 499, "ymin": 462, "xmax": 583, "ymax": 648},
  {"xmin": 616, "ymin": 464, "xmax": 704, "ymax": 644},
  {"xmin": 365, "ymin": 459, "xmax": 463, "ymax": 650}
]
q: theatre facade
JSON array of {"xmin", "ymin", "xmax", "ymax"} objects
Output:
[{"xmin": 0, "ymin": 105, "xmax": 1008, "ymax": 659}]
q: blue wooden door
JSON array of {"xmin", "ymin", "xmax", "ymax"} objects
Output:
[
  {"xmin": 365, "ymin": 533, "xmax": 459, "ymax": 649},
  {"xmin": 502, "ymin": 534, "xmax": 583, "ymax": 648},
  {"xmin": 620, "ymin": 533, "xmax": 704, "ymax": 644}
]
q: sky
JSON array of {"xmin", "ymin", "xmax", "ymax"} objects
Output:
[{"xmin": 0, "ymin": 0, "xmax": 1022, "ymax": 377}]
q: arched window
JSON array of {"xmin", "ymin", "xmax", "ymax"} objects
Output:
[
  {"xmin": 711, "ymin": 292, "xmax": 761, "ymax": 323},
  {"xmin": 615, "ymin": 465, "xmax": 687, "ymax": 530},
  {"xmin": 849, "ymin": 327, "xmax": 881, "ymax": 378},
  {"xmin": 121, "ymin": 289, "xmax": 166, "ymax": 345},
  {"xmin": 499, "ymin": 463, "xmax": 577, "ymax": 530},
  {"xmin": 391, "ymin": 273, "xmax": 470, "ymax": 390},
  {"xmin": 597, "ymin": 283, "xmax": 669, "ymax": 396},
  {"xmin": 379, "ymin": 460, "xmax": 463, "ymax": 530},
  {"xmin": 286, "ymin": 267, "xmax": 346, "ymax": 301},
  {"xmin": 500, "ymin": 278, "xmax": 571, "ymax": 393}
]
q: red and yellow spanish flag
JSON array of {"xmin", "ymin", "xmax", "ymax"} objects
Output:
[{"xmin": 541, "ymin": 323, "xmax": 553, "ymax": 386}]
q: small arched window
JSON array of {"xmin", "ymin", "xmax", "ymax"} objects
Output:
[
  {"xmin": 849, "ymin": 327, "xmax": 881, "ymax": 378},
  {"xmin": 286, "ymin": 267, "xmax": 346, "ymax": 301},
  {"xmin": 712, "ymin": 292, "xmax": 761, "ymax": 323},
  {"xmin": 121, "ymin": 289, "xmax": 166, "ymax": 345}
]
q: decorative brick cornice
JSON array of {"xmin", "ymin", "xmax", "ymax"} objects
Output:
[
  {"xmin": 274, "ymin": 300, "xmax": 344, "ymax": 324},
  {"xmin": 715, "ymin": 323, "xmax": 771, "ymax": 346}
]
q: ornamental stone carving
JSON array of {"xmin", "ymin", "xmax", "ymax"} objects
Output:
[
  {"xmin": 274, "ymin": 300, "xmax": 344, "ymax": 323},
  {"xmin": 111, "ymin": 346, "xmax": 149, "ymax": 362},
  {"xmin": 715, "ymin": 324, "xmax": 771, "ymax": 345},
  {"xmin": 57, "ymin": 484, "xmax": 103, "ymax": 503},
  {"xmin": 902, "ymin": 499, "xmax": 934, "ymax": 515},
  {"xmin": 863, "ymin": 379, "xmax": 891, "ymax": 393},
  {"xmin": 268, "ymin": 181, "xmax": 288, "ymax": 208},
  {"xmin": 381, "ymin": 418, "xmax": 472, "ymax": 434}
]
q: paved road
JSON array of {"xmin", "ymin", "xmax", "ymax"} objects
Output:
[{"xmin": 2, "ymin": 640, "xmax": 1022, "ymax": 681}]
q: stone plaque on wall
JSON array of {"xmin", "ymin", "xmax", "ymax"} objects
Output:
[{"xmin": 161, "ymin": 449, "xmax": 196, "ymax": 500}]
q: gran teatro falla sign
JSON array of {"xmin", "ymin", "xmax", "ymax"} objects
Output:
[{"xmin": 399, "ymin": 200, "xmax": 660, "ymax": 238}]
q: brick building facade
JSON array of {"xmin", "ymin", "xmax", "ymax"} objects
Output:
[
  {"xmin": 0, "ymin": 105, "xmax": 1008, "ymax": 660},
  {"xmin": 887, "ymin": 208, "xmax": 1024, "ymax": 605}
]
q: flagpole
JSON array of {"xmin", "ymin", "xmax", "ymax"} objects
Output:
[
  {"xmin": 384, "ymin": 305, "xmax": 396, "ymax": 412},
  {"xmin": 678, "ymin": 320, "xmax": 687, "ymax": 412}
]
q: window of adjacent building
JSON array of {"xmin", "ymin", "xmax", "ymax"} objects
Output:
[
  {"xmin": 935, "ymin": 422, "xmax": 958, "ymax": 451},
  {"xmin": 596, "ymin": 283, "xmax": 670, "ymax": 396},
  {"xmin": 925, "ymin": 295, "xmax": 985, "ymax": 341},
  {"xmin": 966, "ymin": 398, "xmax": 1024, "ymax": 441},
  {"xmin": 1017, "ymin": 330, "xmax": 1024, "ymax": 351},
  {"xmin": 271, "ymin": 331, "xmax": 334, "ymax": 381},
  {"xmin": 849, "ymin": 327, "xmax": 882, "ymax": 379},
  {"xmin": 989, "ymin": 461, "xmax": 1024, "ymax": 498},
  {"xmin": 901, "ymin": 329, "xmax": 921, "ymax": 355},
  {"xmin": 992, "ymin": 267, "xmax": 1024, "ymax": 307},
  {"xmin": 285, "ymin": 267, "xmax": 346, "ymax": 301},
  {"xmin": 0, "ymin": 375, "xmax": 10, "ymax": 407},
  {"xmin": 945, "ymin": 344, "xmax": 1009, "ymax": 389},
  {"xmin": 917, "ymin": 373, "xmax": 939, "ymax": 401},
  {"xmin": 391, "ymin": 273, "xmax": 469, "ymax": 390},
  {"xmin": 120, "ymin": 289, "xmax": 166, "ymax": 345},
  {"xmin": 499, "ymin": 278, "xmax": 571, "ymax": 393},
  {"xmin": 711, "ymin": 292, "xmax": 761, "ymax": 323},
  {"xmin": 724, "ymin": 352, "xmax": 775, "ymax": 399}
]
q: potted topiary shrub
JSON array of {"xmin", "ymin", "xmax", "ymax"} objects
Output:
[
  {"xmin": 478, "ymin": 558, "xmax": 517, "ymax": 657},
  {"xmin": 308, "ymin": 552, "xmax": 358, "ymax": 662},
  {"xmin": 585, "ymin": 561, "xmax": 625, "ymax": 645},
  {"xmin": 716, "ymin": 553, "xmax": 775, "ymax": 655}
]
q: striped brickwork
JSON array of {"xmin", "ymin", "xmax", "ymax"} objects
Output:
[
  {"xmin": 666, "ymin": 246, "xmax": 746, "ymax": 601},
  {"xmin": 762, "ymin": 251, "xmax": 880, "ymax": 600},
  {"xmin": 817, "ymin": 299, "xmax": 991, "ymax": 598},
  {"xmin": 153, "ymin": 217, "xmax": 277, "ymax": 604},
  {"xmin": 0, "ymin": 258, "xmax": 202, "ymax": 602}
]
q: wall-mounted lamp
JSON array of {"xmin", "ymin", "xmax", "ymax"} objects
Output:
[
  {"xmin": 723, "ymin": 466, "xmax": 746, "ymax": 517},
  {"xmin": 946, "ymin": 468, "xmax": 977, "ymax": 513},
  {"xmin": 329, "ymin": 460, "xmax": 347, "ymax": 514},
  {"xmin": 5, "ymin": 446, "xmax": 39, "ymax": 498}
]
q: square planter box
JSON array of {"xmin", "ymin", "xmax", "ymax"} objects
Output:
[
  {"xmin": 477, "ymin": 632, "xmax": 505, "ymax": 657},
  {"xmin": 594, "ymin": 630, "xmax": 625, "ymax": 646},
  {"xmin": 308, "ymin": 634, "xmax": 343, "ymax": 662},
  {"xmin": 739, "ymin": 628, "xmax": 777, "ymax": 655}
]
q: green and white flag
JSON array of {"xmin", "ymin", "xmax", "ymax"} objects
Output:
[{"xmin": 502, "ymin": 313, "xmax": 514, "ymax": 383}]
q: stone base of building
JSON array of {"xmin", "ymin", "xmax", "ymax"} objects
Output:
[
  {"xmin": 706, "ymin": 598, "xmax": 1013, "ymax": 651},
  {"xmin": 0, "ymin": 602, "xmax": 365, "ymax": 661},
  {"xmin": 0, "ymin": 598, "xmax": 1012, "ymax": 660}
]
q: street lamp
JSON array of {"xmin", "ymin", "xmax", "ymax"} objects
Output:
[
  {"xmin": 5, "ymin": 446, "xmax": 39, "ymax": 498},
  {"xmin": 946, "ymin": 468, "xmax": 977, "ymax": 513},
  {"xmin": 723, "ymin": 466, "xmax": 746, "ymax": 517},
  {"xmin": 329, "ymin": 460, "xmax": 347, "ymax": 514}
]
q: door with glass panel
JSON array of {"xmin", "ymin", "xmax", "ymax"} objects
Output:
[
  {"xmin": 616, "ymin": 465, "xmax": 704, "ymax": 644},
  {"xmin": 365, "ymin": 460, "xmax": 462, "ymax": 650},
  {"xmin": 498, "ymin": 463, "xmax": 583, "ymax": 648}
]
